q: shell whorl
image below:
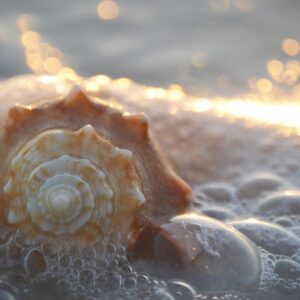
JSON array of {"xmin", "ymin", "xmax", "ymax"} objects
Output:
[
  {"xmin": 3, "ymin": 124, "xmax": 145, "ymax": 241},
  {"xmin": 0, "ymin": 83, "xmax": 192, "ymax": 245}
]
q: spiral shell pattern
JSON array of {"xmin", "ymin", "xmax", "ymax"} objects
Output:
[{"xmin": 3, "ymin": 124, "xmax": 145, "ymax": 241}]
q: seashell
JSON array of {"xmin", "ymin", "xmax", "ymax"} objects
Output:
[{"xmin": 0, "ymin": 79, "xmax": 192, "ymax": 245}]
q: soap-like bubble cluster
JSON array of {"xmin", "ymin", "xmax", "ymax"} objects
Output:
[
  {"xmin": 1, "ymin": 172, "xmax": 300, "ymax": 299},
  {"xmin": 193, "ymin": 172, "xmax": 300, "ymax": 299},
  {"xmin": 0, "ymin": 230, "xmax": 195, "ymax": 300}
]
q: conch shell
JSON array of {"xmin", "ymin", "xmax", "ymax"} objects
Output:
[{"xmin": 0, "ymin": 78, "xmax": 191, "ymax": 245}]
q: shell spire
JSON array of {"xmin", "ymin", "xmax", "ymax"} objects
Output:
[
  {"xmin": 64, "ymin": 85, "xmax": 95, "ymax": 109},
  {"xmin": 122, "ymin": 112, "xmax": 149, "ymax": 139}
]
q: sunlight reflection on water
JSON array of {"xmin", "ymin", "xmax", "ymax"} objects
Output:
[{"xmin": 0, "ymin": 0, "xmax": 299, "ymax": 97}]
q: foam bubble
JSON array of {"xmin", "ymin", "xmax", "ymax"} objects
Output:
[
  {"xmin": 78, "ymin": 269, "xmax": 95, "ymax": 287},
  {"xmin": 23, "ymin": 249, "xmax": 47, "ymax": 276},
  {"xmin": 1, "ymin": 170, "xmax": 300, "ymax": 300},
  {"xmin": 167, "ymin": 280, "xmax": 197, "ymax": 300},
  {"xmin": 41, "ymin": 239, "xmax": 60, "ymax": 259},
  {"xmin": 148, "ymin": 287, "xmax": 175, "ymax": 300}
]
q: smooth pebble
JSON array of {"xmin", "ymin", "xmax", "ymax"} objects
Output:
[
  {"xmin": 257, "ymin": 190, "xmax": 300, "ymax": 216},
  {"xmin": 237, "ymin": 172, "xmax": 286, "ymax": 200},
  {"xmin": 152, "ymin": 214, "xmax": 261, "ymax": 292},
  {"xmin": 230, "ymin": 219, "xmax": 300, "ymax": 256},
  {"xmin": 0, "ymin": 289, "xmax": 15, "ymax": 300},
  {"xmin": 274, "ymin": 259, "xmax": 300, "ymax": 280},
  {"xmin": 201, "ymin": 206, "xmax": 236, "ymax": 220},
  {"xmin": 196, "ymin": 183, "xmax": 234, "ymax": 202}
]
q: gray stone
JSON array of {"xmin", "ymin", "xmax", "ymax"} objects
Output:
[
  {"xmin": 257, "ymin": 190, "xmax": 300, "ymax": 216},
  {"xmin": 274, "ymin": 259, "xmax": 300, "ymax": 280},
  {"xmin": 230, "ymin": 219, "xmax": 300, "ymax": 256},
  {"xmin": 201, "ymin": 206, "xmax": 236, "ymax": 221},
  {"xmin": 236, "ymin": 172, "xmax": 286, "ymax": 200},
  {"xmin": 196, "ymin": 183, "xmax": 234, "ymax": 202},
  {"xmin": 152, "ymin": 214, "xmax": 261, "ymax": 292}
]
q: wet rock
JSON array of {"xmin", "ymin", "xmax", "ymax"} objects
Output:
[
  {"xmin": 274, "ymin": 259, "xmax": 300, "ymax": 280},
  {"xmin": 201, "ymin": 206, "xmax": 236, "ymax": 221},
  {"xmin": 236, "ymin": 172, "xmax": 286, "ymax": 200},
  {"xmin": 0, "ymin": 282, "xmax": 16, "ymax": 300},
  {"xmin": 274, "ymin": 216, "xmax": 294, "ymax": 227},
  {"xmin": 195, "ymin": 183, "xmax": 234, "ymax": 202},
  {"xmin": 230, "ymin": 219, "xmax": 300, "ymax": 256},
  {"xmin": 291, "ymin": 227, "xmax": 300, "ymax": 238},
  {"xmin": 0, "ymin": 289, "xmax": 15, "ymax": 300},
  {"xmin": 191, "ymin": 190, "xmax": 207, "ymax": 209},
  {"xmin": 257, "ymin": 190, "xmax": 300, "ymax": 216},
  {"xmin": 23, "ymin": 249, "xmax": 47, "ymax": 276},
  {"xmin": 139, "ymin": 214, "xmax": 261, "ymax": 292}
]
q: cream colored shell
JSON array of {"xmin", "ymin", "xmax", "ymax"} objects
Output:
[
  {"xmin": 3, "ymin": 124, "xmax": 145, "ymax": 241},
  {"xmin": 0, "ymin": 81, "xmax": 192, "ymax": 246}
]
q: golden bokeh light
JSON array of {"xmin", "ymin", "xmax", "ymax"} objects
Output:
[
  {"xmin": 281, "ymin": 38, "xmax": 299, "ymax": 57},
  {"xmin": 293, "ymin": 84, "xmax": 300, "ymax": 97},
  {"xmin": 113, "ymin": 77, "xmax": 132, "ymax": 89},
  {"xmin": 94, "ymin": 74, "xmax": 112, "ymax": 85},
  {"xmin": 145, "ymin": 87, "xmax": 167, "ymax": 100},
  {"xmin": 183, "ymin": 98, "xmax": 213, "ymax": 113},
  {"xmin": 97, "ymin": 0, "xmax": 119, "ymax": 20},
  {"xmin": 17, "ymin": 14, "xmax": 30, "ymax": 33},
  {"xmin": 83, "ymin": 80, "xmax": 101, "ymax": 93},
  {"xmin": 17, "ymin": 15, "xmax": 78, "ymax": 79},
  {"xmin": 266, "ymin": 60, "xmax": 283, "ymax": 81},
  {"xmin": 256, "ymin": 78, "xmax": 272, "ymax": 94},
  {"xmin": 43, "ymin": 57, "xmax": 62, "ymax": 74},
  {"xmin": 285, "ymin": 60, "xmax": 300, "ymax": 76},
  {"xmin": 265, "ymin": 57, "xmax": 299, "ymax": 91},
  {"xmin": 233, "ymin": 0, "xmax": 253, "ymax": 12},
  {"xmin": 167, "ymin": 85, "xmax": 186, "ymax": 101},
  {"xmin": 214, "ymin": 99, "xmax": 300, "ymax": 136},
  {"xmin": 58, "ymin": 68, "xmax": 79, "ymax": 82},
  {"xmin": 174, "ymin": 93, "xmax": 300, "ymax": 137},
  {"xmin": 282, "ymin": 70, "xmax": 298, "ymax": 86},
  {"xmin": 21, "ymin": 31, "xmax": 41, "ymax": 49}
]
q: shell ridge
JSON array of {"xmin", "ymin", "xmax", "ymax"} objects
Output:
[
  {"xmin": 122, "ymin": 112, "xmax": 149, "ymax": 139},
  {"xmin": 4, "ymin": 124, "xmax": 146, "ymax": 242}
]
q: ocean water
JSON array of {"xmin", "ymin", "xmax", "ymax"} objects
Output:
[{"xmin": 0, "ymin": 0, "xmax": 300, "ymax": 95}]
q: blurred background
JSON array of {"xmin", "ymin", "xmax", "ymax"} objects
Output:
[{"xmin": 0, "ymin": 0, "xmax": 300, "ymax": 97}]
